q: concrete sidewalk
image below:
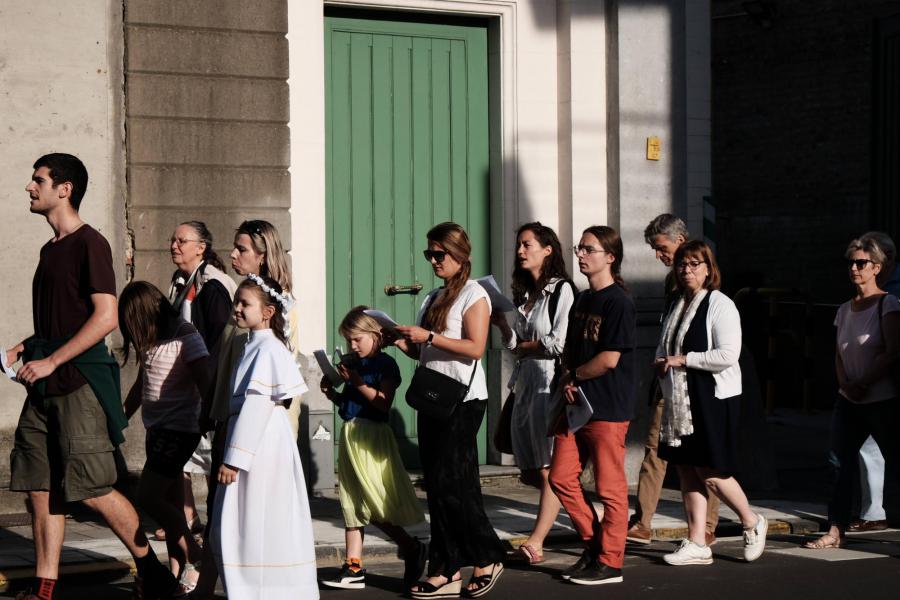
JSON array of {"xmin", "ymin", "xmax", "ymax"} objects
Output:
[{"xmin": 0, "ymin": 471, "xmax": 827, "ymax": 592}]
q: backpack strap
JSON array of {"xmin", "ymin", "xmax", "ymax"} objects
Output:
[{"xmin": 548, "ymin": 279, "xmax": 576, "ymax": 322}]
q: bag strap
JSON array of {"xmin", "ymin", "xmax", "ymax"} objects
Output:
[{"xmin": 548, "ymin": 279, "xmax": 576, "ymax": 323}]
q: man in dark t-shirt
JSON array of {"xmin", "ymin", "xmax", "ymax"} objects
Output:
[
  {"xmin": 548, "ymin": 225, "xmax": 636, "ymax": 587},
  {"xmin": 6, "ymin": 154, "xmax": 178, "ymax": 600}
]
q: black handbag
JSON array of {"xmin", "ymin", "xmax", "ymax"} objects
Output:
[
  {"xmin": 406, "ymin": 360, "xmax": 478, "ymax": 420},
  {"xmin": 492, "ymin": 390, "xmax": 515, "ymax": 453}
]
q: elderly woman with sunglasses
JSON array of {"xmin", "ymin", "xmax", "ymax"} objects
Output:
[
  {"xmin": 654, "ymin": 240, "xmax": 767, "ymax": 566},
  {"xmin": 804, "ymin": 236, "xmax": 900, "ymax": 549}
]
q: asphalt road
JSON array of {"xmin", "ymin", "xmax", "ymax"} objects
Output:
[{"xmin": 4, "ymin": 531, "xmax": 899, "ymax": 599}]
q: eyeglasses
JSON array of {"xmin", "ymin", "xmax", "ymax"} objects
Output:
[
  {"xmin": 170, "ymin": 237, "xmax": 202, "ymax": 247},
  {"xmin": 423, "ymin": 250, "xmax": 447, "ymax": 263},
  {"xmin": 573, "ymin": 245, "xmax": 607, "ymax": 256},
  {"xmin": 239, "ymin": 220, "xmax": 265, "ymax": 236},
  {"xmin": 676, "ymin": 260, "xmax": 706, "ymax": 271},
  {"xmin": 847, "ymin": 258, "xmax": 874, "ymax": 270}
]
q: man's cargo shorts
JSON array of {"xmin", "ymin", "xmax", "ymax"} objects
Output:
[{"xmin": 10, "ymin": 384, "xmax": 117, "ymax": 504}]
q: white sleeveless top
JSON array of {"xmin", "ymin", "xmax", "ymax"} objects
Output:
[{"xmin": 416, "ymin": 280, "xmax": 490, "ymax": 402}]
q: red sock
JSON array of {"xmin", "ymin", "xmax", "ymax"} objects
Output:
[{"xmin": 34, "ymin": 577, "xmax": 56, "ymax": 600}]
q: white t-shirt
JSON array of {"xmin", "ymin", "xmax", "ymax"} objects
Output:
[
  {"xmin": 417, "ymin": 280, "xmax": 490, "ymax": 402},
  {"xmin": 834, "ymin": 294, "xmax": 900, "ymax": 404},
  {"xmin": 141, "ymin": 322, "xmax": 210, "ymax": 432}
]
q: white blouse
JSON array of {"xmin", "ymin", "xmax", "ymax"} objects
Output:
[
  {"xmin": 504, "ymin": 278, "xmax": 575, "ymax": 356},
  {"xmin": 416, "ymin": 280, "xmax": 490, "ymax": 402},
  {"xmin": 835, "ymin": 294, "xmax": 900, "ymax": 404}
]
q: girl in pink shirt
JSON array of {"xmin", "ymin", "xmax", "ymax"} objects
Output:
[{"xmin": 119, "ymin": 281, "xmax": 212, "ymax": 594}]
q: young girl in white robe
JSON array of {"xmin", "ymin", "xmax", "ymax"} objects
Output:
[{"xmin": 209, "ymin": 274, "xmax": 318, "ymax": 600}]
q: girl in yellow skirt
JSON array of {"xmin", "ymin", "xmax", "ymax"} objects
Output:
[{"xmin": 319, "ymin": 306, "xmax": 426, "ymax": 590}]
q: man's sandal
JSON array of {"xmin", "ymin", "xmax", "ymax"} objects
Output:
[
  {"xmin": 410, "ymin": 577, "xmax": 462, "ymax": 599},
  {"xmin": 465, "ymin": 563, "xmax": 504, "ymax": 598},
  {"xmin": 802, "ymin": 533, "xmax": 844, "ymax": 549}
]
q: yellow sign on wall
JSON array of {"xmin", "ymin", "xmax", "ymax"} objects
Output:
[{"xmin": 647, "ymin": 136, "xmax": 661, "ymax": 161}]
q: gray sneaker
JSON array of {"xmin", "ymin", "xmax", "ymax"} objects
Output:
[
  {"xmin": 743, "ymin": 513, "xmax": 768, "ymax": 562},
  {"xmin": 663, "ymin": 539, "xmax": 713, "ymax": 566}
]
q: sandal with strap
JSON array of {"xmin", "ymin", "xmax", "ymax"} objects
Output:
[
  {"xmin": 410, "ymin": 576, "xmax": 462, "ymax": 599},
  {"xmin": 802, "ymin": 533, "xmax": 844, "ymax": 549},
  {"xmin": 514, "ymin": 543, "xmax": 544, "ymax": 565},
  {"xmin": 465, "ymin": 563, "xmax": 504, "ymax": 598}
]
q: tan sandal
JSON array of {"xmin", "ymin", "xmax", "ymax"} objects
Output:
[{"xmin": 802, "ymin": 533, "xmax": 844, "ymax": 549}]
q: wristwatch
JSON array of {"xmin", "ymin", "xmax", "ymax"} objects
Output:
[{"xmin": 426, "ymin": 331, "xmax": 435, "ymax": 345}]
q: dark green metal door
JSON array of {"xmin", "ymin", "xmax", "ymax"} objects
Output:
[{"xmin": 325, "ymin": 15, "xmax": 490, "ymax": 468}]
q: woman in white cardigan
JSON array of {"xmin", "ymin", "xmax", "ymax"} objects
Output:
[{"xmin": 654, "ymin": 241, "xmax": 767, "ymax": 566}]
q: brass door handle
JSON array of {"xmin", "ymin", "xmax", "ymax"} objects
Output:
[{"xmin": 384, "ymin": 283, "xmax": 423, "ymax": 296}]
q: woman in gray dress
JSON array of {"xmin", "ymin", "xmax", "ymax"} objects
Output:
[{"xmin": 492, "ymin": 222, "xmax": 575, "ymax": 565}]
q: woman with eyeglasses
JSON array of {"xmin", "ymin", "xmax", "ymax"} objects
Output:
[
  {"xmin": 191, "ymin": 219, "xmax": 299, "ymax": 600},
  {"xmin": 165, "ymin": 220, "xmax": 237, "ymax": 592},
  {"xmin": 393, "ymin": 222, "xmax": 505, "ymax": 599},
  {"xmin": 804, "ymin": 236, "xmax": 900, "ymax": 550},
  {"xmin": 490, "ymin": 222, "xmax": 574, "ymax": 566},
  {"xmin": 548, "ymin": 226, "xmax": 635, "ymax": 586},
  {"xmin": 653, "ymin": 240, "xmax": 767, "ymax": 567}
]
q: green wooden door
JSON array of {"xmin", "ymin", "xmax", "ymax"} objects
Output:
[{"xmin": 325, "ymin": 16, "xmax": 490, "ymax": 468}]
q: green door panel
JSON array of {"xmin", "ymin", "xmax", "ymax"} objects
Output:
[{"xmin": 325, "ymin": 15, "xmax": 490, "ymax": 468}]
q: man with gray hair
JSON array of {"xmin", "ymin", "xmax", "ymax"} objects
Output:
[
  {"xmin": 626, "ymin": 214, "xmax": 720, "ymax": 545},
  {"xmin": 847, "ymin": 231, "xmax": 899, "ymax": 533}
]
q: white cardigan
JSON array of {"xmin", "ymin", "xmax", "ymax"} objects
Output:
[{"xmin": 656, "ymin": 289, "xmax": 742, "ymax": 399}]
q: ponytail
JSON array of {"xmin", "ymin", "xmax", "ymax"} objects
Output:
[{"xmin": 181, "ymin": 220, "xmax": 227, "ymax": 272}]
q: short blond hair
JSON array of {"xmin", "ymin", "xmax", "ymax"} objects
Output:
[{"xmin": 338, "ymin": 305, "xmax": 383, "ymax": 343}]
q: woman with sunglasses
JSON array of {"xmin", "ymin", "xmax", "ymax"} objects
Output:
[
  {"xmin": 804, "ymin": 236, "xmax": 900, "ymax": 550},
  {"xmin": 394, "ymin": 222, "xmax": 505, "ymax": 599},
  {"xmin": 490, "ymin": 222, "xmax": 574, "ymax": 566},
  {"xmin": 654, "ymin": 240, "xmax": 766, "ymax": 567}
]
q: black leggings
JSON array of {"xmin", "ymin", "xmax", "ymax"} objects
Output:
[
  {"xmin": 418, "ymin": 400, "xmax": 505, "ymax": 577},
  {"xmin": 828, "ymin": 397, "xmax": 900, "ymax": 527}
]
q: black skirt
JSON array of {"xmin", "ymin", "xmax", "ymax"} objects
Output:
[{"xmin": 658, "ymin": 293, "xmax": 741, "ymax": 474}]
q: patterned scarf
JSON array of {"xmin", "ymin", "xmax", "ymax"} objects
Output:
[{"xmin": 659, "ymin": 288, "xmax": 708, "ymax": 447}]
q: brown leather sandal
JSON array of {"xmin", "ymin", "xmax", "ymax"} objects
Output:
[{"xmin": 802, "ymin": 533, "xmax": 844, "ymax": 549}]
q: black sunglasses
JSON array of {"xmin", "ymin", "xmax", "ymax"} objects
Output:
[
  {"xmin": 423, "ymin": 250, "xmax": 447, "ymax": 263},
  {"xmin": 847, "ymin": 258, "xmax": 874, "ymax": 270}
]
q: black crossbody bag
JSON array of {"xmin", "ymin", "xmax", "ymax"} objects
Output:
[{"xmin": 405, "ymin": 292, "xmax": 478, "ymax": 420}]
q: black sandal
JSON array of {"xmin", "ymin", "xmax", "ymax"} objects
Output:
[
  {"xmin": 403, "ymin": 540, "xmax": 429, "ymax": 585},
  {"xmin": 464, "ymin": 563, "xmax": 504, "ymax": 598},
  {"xmin": 410, "ymin": 577, "xmax": 462, "ymax": 599}
]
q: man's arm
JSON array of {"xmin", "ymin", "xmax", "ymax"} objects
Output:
[{"xmin": 17, "ymin": 292, "xmax": 117, "ymax": 385}]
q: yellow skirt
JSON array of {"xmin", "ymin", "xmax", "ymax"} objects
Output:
[{"xmin": 338, "ymin": 418, "xmax": 425, "ymax": 528}]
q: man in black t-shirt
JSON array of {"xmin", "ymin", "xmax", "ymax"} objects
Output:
[
  {"xmin": 549, "ymin": 225, "xmax": 635, "ymax": 587},
  {"xmin": 6, "ymin": 154, "xmax": 178, "ymax": 600}
]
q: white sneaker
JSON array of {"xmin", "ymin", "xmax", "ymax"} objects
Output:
[
  {"xmin": 663, "ymin": 539, "xmax": 713, "ymax": 566},
  {"xmin": 743, "ymin": 513, "xmax": 768, "ymax": 562}
]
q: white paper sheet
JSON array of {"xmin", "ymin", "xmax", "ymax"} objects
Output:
[
  {"xmin": 476, "ymin": 275, "xmax": 516, "ymax": 312},
  {"xmin": 363, "ymin": 309, "xmax": 399, "ymax": 331},
  {"xmin": 566, "ymin": 388, "xmax": 594, "ymax": 433},
  {"xmin": 1, "ymin": 349, "xmax": 17, "ymax": 381},
  {"xmin": 313, "ymin": 349, "xmax": 344, "ymax": 388}
]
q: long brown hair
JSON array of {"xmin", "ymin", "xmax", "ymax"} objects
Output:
[
  {"xmin": 238, "ymin": 276, "xmax": 290, "ymax": 348},
  {"xmin": 236, "ymin": 220, "xmax": 292, "ymax": 293},
  {"xmin": 582, "ymin": 225, "xmax": 627, "ymax": 289},
  {"xmin": 511, "ymin": 222, "xmax": 570, "ymax": 306},
  {"xmin": 424, "ymin": 222, "xmax": 473, "ymax": 333},
  {"xmin": 119, "ymin": 281, "xmax": 182, "ymax": 365}
]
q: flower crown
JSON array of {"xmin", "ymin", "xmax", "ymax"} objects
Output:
[{"xmin": 246, "ymin": 273, "xmax": 291, "ymax": 308}]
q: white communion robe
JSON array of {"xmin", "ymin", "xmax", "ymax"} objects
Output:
[{"xmin": 210, "ymin": 328, "xmax": 318, "ymax": 600}]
